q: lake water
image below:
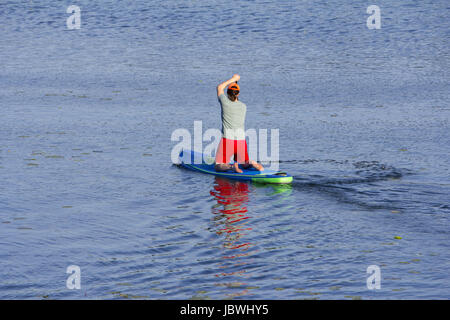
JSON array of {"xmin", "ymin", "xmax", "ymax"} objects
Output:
[{"xmin": 0, "ymin": 0, "xmax": 449, "ymax": 299}]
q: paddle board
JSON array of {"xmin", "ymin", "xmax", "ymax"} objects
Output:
[{"xmin": 178, "ymin": 150, "xmax": 293, "ymax": 184}]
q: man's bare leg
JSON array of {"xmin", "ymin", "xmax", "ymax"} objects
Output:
[
  {"xmin": 215, "ymin": 163, "xmax": 233, "ymax": 172},
  {"xmin": 241, "ymin": 160, "xmax": 264, "ymax": 171}
]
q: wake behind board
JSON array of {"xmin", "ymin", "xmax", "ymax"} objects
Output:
[{"xmin": 179, "ymin": 150, "xmax": 293, "ymax": 184}]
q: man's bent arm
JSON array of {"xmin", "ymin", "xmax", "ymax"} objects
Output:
[{"xmin": 217, "ymin": 74, "xmax": 240, "ymax": 96}]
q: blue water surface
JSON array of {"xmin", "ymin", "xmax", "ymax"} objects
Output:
[{"xmin": 0, "ymin": 0, "xmax": 449, "ymax": 299}]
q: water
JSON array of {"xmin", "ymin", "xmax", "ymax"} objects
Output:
[{"xmin": 0, "ymin": 0, "xmax": 449, "ymax": 299}]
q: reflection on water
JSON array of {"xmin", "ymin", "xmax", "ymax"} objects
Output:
[
  {"xmin": 210, "ymin": 177, "xmax": 254, "ymax": 298},
  {"xmin": 211, "ymin": 178, "xmax": 252, "ymax": 253},
  {"xmin": 254, "ymin": 181, "xmax": 293, "ymax": 197}
]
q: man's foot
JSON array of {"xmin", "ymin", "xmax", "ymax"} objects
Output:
[
  {"xmin": 233, "ymin": 162, "xmax": 243, "ymax": 174},
  {"xmin": 250, "ymin": 160, "xmax": 264, "ymax": 171}
]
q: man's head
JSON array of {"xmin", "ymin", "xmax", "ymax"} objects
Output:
[{"xmin": 227, "ymin": 83, "xmax": 240, "ymax": 101}]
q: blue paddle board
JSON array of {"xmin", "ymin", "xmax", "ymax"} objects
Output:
[{"xmin": 178, "ymin": 150, "xmax": 293, "ymax": 184}]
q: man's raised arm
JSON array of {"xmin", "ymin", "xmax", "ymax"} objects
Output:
[{"xmin": 217, "ymin": 74, "xmax": 240, "ymax": 96}]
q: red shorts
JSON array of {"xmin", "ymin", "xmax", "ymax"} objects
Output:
[{"xmin": 215, "ymin": 137, "xmax": 249, "ymax": 164}]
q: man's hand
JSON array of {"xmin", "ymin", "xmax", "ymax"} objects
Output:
[{"xmin": 217, "ymin": 74, "xmax": 241, "ymax": 96}]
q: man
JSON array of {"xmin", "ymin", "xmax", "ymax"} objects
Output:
[{"xmin": 214, "ymin": 74, "xmax": 264, "ymax": 173}]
